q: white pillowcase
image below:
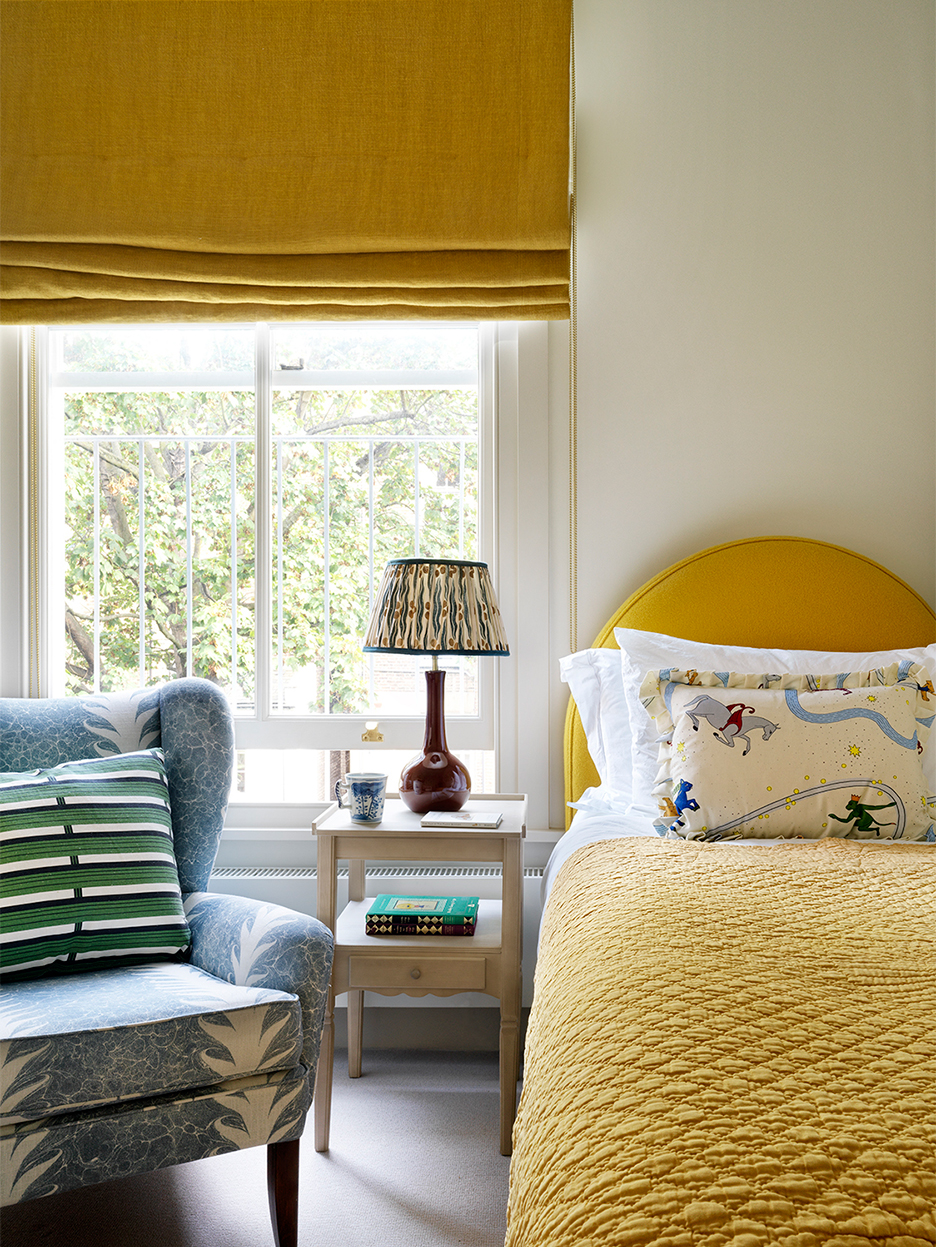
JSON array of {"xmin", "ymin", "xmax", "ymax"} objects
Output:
[
  {"xmin": 558, "ymin": 648, "xmax": 631, "ymax": 812},
  {"xmin": 639, "ymin": 663, "xmax": 933, "ymax": 842},
  {"xmin": 613, "ymin": 628, "xmax": 936, "ymax": 819}
]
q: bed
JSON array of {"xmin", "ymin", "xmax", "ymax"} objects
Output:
[{"xmin": 506, "ymin": 536, "xmax": 935, "ymax": 1247}]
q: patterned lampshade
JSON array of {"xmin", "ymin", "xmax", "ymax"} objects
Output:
[{"xmin": 363, "ymin": 559, "xmax": 509, "ymax": 657}]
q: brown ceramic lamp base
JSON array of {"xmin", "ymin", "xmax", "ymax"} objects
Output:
[{"xmin": 399, "ymin": 668, "xmax": 471, "ymax": 814}]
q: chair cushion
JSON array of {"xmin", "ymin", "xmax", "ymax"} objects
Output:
[
  {"xmin": 0, "ymin": 749, "xmax": 190, "ymax": 977},
  {"xmin": 0, "ymin": 961, "xmax": 302, "ymax": 1123}
]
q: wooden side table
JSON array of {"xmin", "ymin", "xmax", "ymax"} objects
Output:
[{"xmin": 312, "ymin": 794, "xmax": 527, "ymax": 1156}]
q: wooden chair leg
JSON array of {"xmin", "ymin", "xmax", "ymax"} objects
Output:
[{"xmin": 267, "ymin": 1138, "xmax": 300, "ymax": 1247}]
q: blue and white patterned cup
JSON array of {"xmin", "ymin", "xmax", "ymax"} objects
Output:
[{"xmin": 335, "ymin": 773, "xmax": 387, "ymax": 825}]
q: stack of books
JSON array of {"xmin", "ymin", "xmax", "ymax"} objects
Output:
[{"xmin": 365, "ymin": 894, "xmax": 479, "ymax": 937}]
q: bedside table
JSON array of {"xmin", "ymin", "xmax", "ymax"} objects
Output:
[{"xmin": 312, "ymin": 793, "xmax": 527, "ymax": 1156}]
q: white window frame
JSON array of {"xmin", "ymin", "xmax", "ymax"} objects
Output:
[{"xmin": 2, "ymin": 321, "xmax": 553, "ymax": 827}]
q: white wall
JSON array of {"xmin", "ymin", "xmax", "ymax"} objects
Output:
[{"xmin": 545, "ymin": 0, "xmax": 936, "ymax": 826}]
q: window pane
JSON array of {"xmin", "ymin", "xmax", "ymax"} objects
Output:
[
  {"xmin": 272, "ymin": 438, "xmax": 326, "ymax": 713},
  {"xmin": 269, "ymin": 423, "xmax": 481, "ymax": 716},
  {"xmin": 416, "ymin": 439, "xmax": 478, "ymax": 559},
  {"xmin": 231, "ymin": 748, "xmax": 496, "ymax": 803},
  {"xmin": 368, "ymin": 653, "xmax": 478, "ymax": 717},
  {"xmin": 61, "ymin": 386, "xmax": 255, "ymax": 698},
  {"xmin": 59, "ymin": 326, "xmax": 254, "ymax": 375},
  {"xmin": 274, "ymin": 325, "xmax": 477, "ymax": 372},
  {"xmin": 269, "ymin": 361, "xmax": 481, "ymax": 716},
  {"xmin": 63, "ymin": 386, "xmax": 254, "ymax": 438}
]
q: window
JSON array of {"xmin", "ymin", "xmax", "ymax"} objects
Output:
[
  {"xmin": 32, "ymin": 322, "xmax": 503, "ymax": 798},
  {"xmin": 10, "ymin": 321, "xmax": 552, "ymax": 824}
]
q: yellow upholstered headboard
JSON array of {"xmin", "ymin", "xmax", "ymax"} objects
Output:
[{"xmin": 564, "ymin": 536, "xmax": 935, "ymax": 826}]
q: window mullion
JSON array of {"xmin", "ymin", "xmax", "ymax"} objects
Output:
[
  {"xmin": 459, "ymin": 438, "xmax": 465, "ymax": 558},
  {"xmin": 368, "ymin": 442, "xmax": 375, "ymax": 707},
  {"xmin": 185, "ymin": 441, "xmax": 193, "ymax": 679},
  {"xmin": 323, "ymin": 441, "xmax": 331, "ymax": 714},
  {"xmin": 255, "ymin": 324, "xmax": 273, "ymax": 719},
  {"xmin": 137, "ymin": 441, "xmax": 145, "ymax": 686},
  {"xmin": 92, "ymin": 444, "xmax": 101, "ymax": 694},
  {"xmin": 275, "ymin": 438, "xmax": 284, "ymax": 714},
  {"xmin": 229, "ymin": 441, "xmax": 238, "ymax": 701},
  {"xmin": 413, "ymin": 440, "xmax": 420, "ymax": 557}
]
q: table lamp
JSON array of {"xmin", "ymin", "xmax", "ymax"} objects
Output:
[{"xmin": 363, "ymin": 558, "xmax": 509, "ymax": 813}]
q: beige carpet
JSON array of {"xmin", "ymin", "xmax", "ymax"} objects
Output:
[{"xmin": 1, "ymin": 1051, "xmax": 511, "ymax": 1247}]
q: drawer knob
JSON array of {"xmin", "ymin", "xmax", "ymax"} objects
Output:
[{"xmin": 410, "ymin": 968, "xmax": 421, "ymax": 980}]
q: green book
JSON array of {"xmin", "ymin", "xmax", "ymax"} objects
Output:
[
  {"xmin": 365, "ymin": 918, "xmax": 476, "ymax": 936},
  {"xmin": 366, "ymin": 894, "xmax": 480, "ymax": 924}
]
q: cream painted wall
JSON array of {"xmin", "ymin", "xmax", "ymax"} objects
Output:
[{"xmin": 545, "ymin": 0, "xmax": 935, "ymax": 826}]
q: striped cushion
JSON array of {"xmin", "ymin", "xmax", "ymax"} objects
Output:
[{"xmin": 0, "ymin": 749, "xmax": 190, "ymax": 978}]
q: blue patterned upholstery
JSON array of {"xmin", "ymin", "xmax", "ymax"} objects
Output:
[
  {"xmin": 0, "ymin": 679, "xmax": 333, "ymax": 1242},
  {"xmin": 1, "ymin": 964, "xmax": 303, "ymax": 1120}
]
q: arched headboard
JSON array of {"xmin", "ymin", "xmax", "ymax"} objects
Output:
[{"xmin": 564, "ymin": 536, "xmax": 935, "ymax": 825}]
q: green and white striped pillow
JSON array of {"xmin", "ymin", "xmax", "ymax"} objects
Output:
[{"xmin": 0, "ymin": 749, "xmax": 190, "ymax": 978}]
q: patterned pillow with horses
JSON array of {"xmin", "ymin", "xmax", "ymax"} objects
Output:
[{"xmin": 638, "ymin": 662, "xmax": 935, "ymax": 842}]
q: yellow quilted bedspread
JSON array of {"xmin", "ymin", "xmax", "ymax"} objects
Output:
[{"xmin": 506, "ymin": 838, "xmax": 935, "ymax": 1247}]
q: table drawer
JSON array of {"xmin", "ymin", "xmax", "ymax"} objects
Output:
[{"xmin": 348, "ymin": 955, "xmax": 486, "ymax": 991}]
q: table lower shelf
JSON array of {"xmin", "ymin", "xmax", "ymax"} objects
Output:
[
  {"xmin": 335, "ymin": 899, "xmax": 503, "ymax": 995},
  {"xmin": 335, "ymin": 898, "xmax": 502, "ymax": 948}
]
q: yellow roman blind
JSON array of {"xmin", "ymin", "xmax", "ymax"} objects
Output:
[{"xmin": 0, "ymin": 0, "xmax": 571, "ymax": 323}]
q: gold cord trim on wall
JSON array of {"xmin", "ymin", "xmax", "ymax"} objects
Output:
[
  {"xmin": 568, "ymin": 9, "xmax": 578, "ymax": 655},
  {"xmin": 27, "ymin": 328, "xmax": 40, "ymax": 697}
]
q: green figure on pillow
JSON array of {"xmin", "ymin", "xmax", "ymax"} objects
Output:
[{"xmin": 829, "ymin": 794, "xmax": 897, "ymax": 836}]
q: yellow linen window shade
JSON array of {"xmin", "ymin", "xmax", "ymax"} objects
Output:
[{"xmin": 0, "ymin": 0, "xmax": 571, "ymax": 324}]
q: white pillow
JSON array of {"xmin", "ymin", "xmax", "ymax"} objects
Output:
[
  {"xmin": 559, "ymin": 648, "xmax": 631, "ymax": 811},
  {"xmin": 614, "ymin": 628, "xmax": 936, "ymax": 818}
]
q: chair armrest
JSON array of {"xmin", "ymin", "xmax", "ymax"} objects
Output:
[{"xmin": 183, "ymin": 891, "xmax": 333, "ymax": 1070}]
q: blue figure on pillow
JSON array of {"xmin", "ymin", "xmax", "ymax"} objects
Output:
[{"xmin": 655, "ymin": 779, "xmax": 700, "ymax": 834}]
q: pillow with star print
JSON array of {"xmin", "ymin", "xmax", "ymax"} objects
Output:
[{"xmin": 637, "ymin": 662, "xmax": 934, "ymax": 842}]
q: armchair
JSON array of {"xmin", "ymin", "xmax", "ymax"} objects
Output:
[{"xmin": 0, "ymin": 678, "xmax": 333, "ymax": 1247}]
